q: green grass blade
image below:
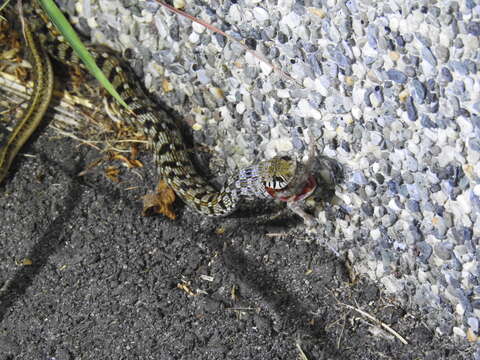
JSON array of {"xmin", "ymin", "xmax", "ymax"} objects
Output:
[
  {"xmin": 37, "ymin": 0, "xmax": 132, "ymax": 112},
  {"xmin": 0, "ymin": 0, "xmax": 12, "ymax": 22}
]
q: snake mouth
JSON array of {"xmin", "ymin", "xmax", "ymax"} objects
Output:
[{"xmin": 265, "ymin": 175, "xmax": 317, "ymax": 202}]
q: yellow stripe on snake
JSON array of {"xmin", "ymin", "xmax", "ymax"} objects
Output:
[{"xmin": 1, "ymin": 0, "xmax": 316, "ymax": 218}]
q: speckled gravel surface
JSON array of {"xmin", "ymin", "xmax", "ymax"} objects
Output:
[{"xmin": 25, "ymin": 0, "xmax": 480, "ymax": 351}]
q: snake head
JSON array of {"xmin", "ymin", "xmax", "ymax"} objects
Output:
[
  {"xmin": 261, "ymin": 156, "xmax": 297, "ymax": 190},
  {"xmin": 262, "ymin": 153, "xmax": 318, "ymax": 204}
]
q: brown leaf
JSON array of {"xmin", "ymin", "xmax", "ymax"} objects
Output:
[
  {"xmin": 142, "ymin": 180, "xmax": 177, "ymax": 219},
  {"xmin": 112, "ymin": 153, "xmax": 143, "ymax": 168},
  {"xmin": 78, "ymin": 158, "xmax": 104, "ymax": 177},
  {"xmin": 105, "ymin": 166, "xmax": 120, "ymax": 183}
]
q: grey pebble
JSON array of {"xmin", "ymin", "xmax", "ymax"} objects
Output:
[
  {"xmin": 452, "ymin": 80, "xmax": 466, "ymax": 96},
  {"xmin": 416, "ymin": 33, "xmax": 432, "ymax": 48},
  {"xmin": 451, "ymin": 60, "xmax": 468, "ymax": 75},
  {"xmin": 382, "ymin": 214, "xmax": 398, "ymax": 227},
  {"xmin": 435, "ymin": 45, "xmax": 450, "ymax": 63},
  {"xmin": 352, "ymin": 171, "xmax": 368, "ymax": 185},
  {"xmin": 308, "ymin": 53, "xmax": 323, "ymax": 76},
  {"xmin": 434, "ymin": 242, "xmax": 452, "ymax": 260},
  {"xmin": 407, "ymin": 199, "xmax": 421, "ymax": 212},
  {"xmin": 370, "ymin": 131, "xmax": 383, "ymax": 146},
  {"xmin": 465, "ymin": 59, "xmax": 477, "ymax": 74},
  {"xmin": 404, "ymin": 66, "xmax": 416, "ymax": 77},
  {"xmin": 387, "ymin": 69, "xmax": 407, "ymax": 84},
  {"xmin": 440, "ymin": 67, "xmax": 453, "ymax": 82},
  {"xmin": 405, "ymin": 155, "xmax": 418, "ymax": 172},
  {"xmin": 373, "ymin": 86, "xmax": 384, "ymax": 104},
  {"xmin": 467, "ymin": 22, "xmax": 480, "ymax": 36},
  {"xmin": 466, "ymin": 0, "xmax": 476, "ymax": 8},
  {"xmin": 361, "ymin": 203, "xmax": 374, "ymax": 216},
  {"xmin": 411, "ymin": 80, "xmax": 426, "ymax": 102},
  {"xmin": 422, "ymin": 47, "xmax": 437, "ymax": 66},
  {"xmin": 214, "ymin": 33, "xmax": 227, "ymax": 48},
  {"xmin": 420, "ymin": 115, "xmax": 438, "ymax": 129},
  {"xmin": 469, "ymin": 138, "xmax": 480, "ymax": 152},
  {"xmin": 406, "ymin": 96, "xmax": 418, "ymax": 121},
  {"xmin": 399, "ymin": 184, "xmax": 409, "ymax": 198},
  {"xmin": 417, "ymin": 242, "xmax": 432, "ymax": 262},
  {"xmin": 453, "ymin": 37, "xmax": 464, "ymax": 49},
  {"xmin": 473, "ymin": 102, "xmax": 480, "ymax": 114},
  {"xmin": 468, "ymin": 317, "xmax": 479, "ymax": 333},
  {"xmin": 426, "ymin": 78, "xmax": 436, "ymax": 91},
  {"xmin": 367, "ymin": 25, "xmax": 379, "ymax": 49},
  {"xmin": 406, "ymin": 183, "xmax": 422, "ymax": 201}
]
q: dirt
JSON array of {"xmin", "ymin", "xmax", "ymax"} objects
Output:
[{"xmin": 0, "ymin": 129, "xmax": 473, "ymax": 360}]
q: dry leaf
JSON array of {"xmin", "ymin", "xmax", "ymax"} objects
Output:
[
  {"xmin": 105, "ymin": 166, "xmax": 120, "ymax": 182},
  {"xmin": 142, "ymin": 180, "xmax": 177, "ymax": 219},
  {"xmin": 78, "ymin": 158, "xmax": 104, "ymax": 177},
  {"xmin": 112, "ymin": 153, "xmax": 143, "ymax": 168},
  {"xmin": 17, "ymin": 258, "xmax": 32, "ymax": 266},
  {"xmin": 130, "ymin": 144, "xmax": 139, "ymax": 160},
  {"xmin": 177, "ymin": 282, "xmax": 195, "ymax": 296}
]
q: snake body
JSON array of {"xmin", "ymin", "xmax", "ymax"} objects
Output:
[
  {"xmin": 1, "ymin": 0, "xmax": 298, "ymax": 216},
  {"xmin": 0, "ymin": 2, "xmax": 54, "ymax": 184}
]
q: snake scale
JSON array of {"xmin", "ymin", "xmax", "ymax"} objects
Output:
[{"xmin": 1, "ymin": 0, "xmax": 314, "ymax": 217}]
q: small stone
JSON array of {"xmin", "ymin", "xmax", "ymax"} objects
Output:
[
  {"xmin": 308, "ymin": 7, "xmax": 326, "ymax": 18},
  {"xmin": 361, "ymin": 203, "xmax": 374, "ymax": 216},
  {"xmin": 451, "ymin": 60, "xmax": 468, "ymax": 75},
  {"xmin": 411, "ymin": 80, "xmax": 426, "ymax": 102},
  {"xmin": 173, "ymin": 0, "xmax": 185, "ymax": 9},
  {"xmin": 468, "ymin": 317, "xmax": 479, "ymax": 333},
  {"xmin": 422, "ymin": 46, "xmax": 437, "ymax": 66},
  {"xmin": 389, "ymin": 51, "xmax": 400, "ymax": 62},
  {"xmin": 440, "ymin": 67, "xmax": 453, "ymax": 82},
  {"xmin": 351, "ymin": 171, "xmax": 368, "ymax": 185},
  {"xmin": 435, "ymin": 45, "xmax": 449, "ymax": 63},
  {"xmin": 370, "ymin": 132, "xmax": 383, "ymax": 146},
  {"xmin": 407, "ymin": 200, "xmax": 420, "ymax": 212},
  {"xmin": 387, "ymin": 69, "xmax": 407, "ymax": 84},
  {"xmin": 420, "ymin": 115, "xmax": 437, "ymax": 129},
  {"xmin": 404, "ymin": 66, "xmax": 416, "ymax": 77},
  {"xmin": 467, "ymin": 22, "xmax": 480, "ymax": 36},
  {"xmin": 277, "ymin": 32, "xmax": 288, "ymax": 44},
  {"xmin": 465, "ymin": 60, "xmax": 477, "ymax": 74},
  {"xmin": 406, "ymin": 96, "xmax": 417, "ymax": 121},
  {"xmin": 453, "ymin": 327, "xmax": 466, "ymax": 338},
  {"xmin": 253, "ymin": 7, "xmax": 269, "ymax": 21},
  {"xmin": 282, "ymin": 11, "xmax": 301, "ymax": 29},
  {"xmin": 466, "ymin": 0, "xmax": 476, "ymax": 8},
  {"xmin": 469, "ymin": 138, "xmax": 480, "ymax": 152},
  {"xmin": 196, "ymin": 69, "xmax": 211, "ymax": 84},
  {"xmin": 434, "ymin": 242, "xmax": 452, "ymax": 260},
  {"xmin": 417, "ymin": 242, "xmax": 432, "ymax": 262}
]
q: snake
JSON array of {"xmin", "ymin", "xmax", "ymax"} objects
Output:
[
  {"xmin": 0, "ymin": 1, "xmax": 54, "ymax": 185},
  {"xmin": 0, "ymin": 0, "xmax": 312, "ymax": 217}
]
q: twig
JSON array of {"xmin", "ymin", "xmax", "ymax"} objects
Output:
[
  {"xmin": 225, "ymin": 307, "xmax": 255, "ymax": 311},
  {"xmin": 295, "ymin": 342, "xmax": 310, "ymax": 360},
  {"xmin": 265, "ymin": 232, "xmax": 289, "ymax": 237},
  {"xmin": 336, "ymin": 314, "xmax": 347, "ymax": 349},
  {"xmin": 340, "ymin": 302, "xmax": 408, "ymax": 345}
]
